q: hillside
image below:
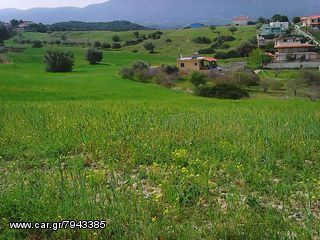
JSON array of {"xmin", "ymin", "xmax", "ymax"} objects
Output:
[
  {"xmin": 0, "ymin": 0, "xmax": 320, "ymax": 26},
  {"xmin": 1, "ymin": 25, "xmax": 320, "ymax": 239},
  {"xmin": 49, "ymin": 20, "xmax": 148, "ymax": 32},
  {"xmin": 11, "ymin": 26, "xmax": 256, "ymax": 57}
]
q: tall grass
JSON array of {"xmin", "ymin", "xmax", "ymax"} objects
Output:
[{"xmin": 1, "ymin": 101, "xmax": 319, "ymax": 239}]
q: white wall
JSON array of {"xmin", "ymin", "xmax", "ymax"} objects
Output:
[{"xmin": 265, "ymin": 62, "xmax": 320, "ymax": 69}]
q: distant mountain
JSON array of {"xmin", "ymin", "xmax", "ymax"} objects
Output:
[{"xmin": 0, "ymin": 0, "xmax": 319, "ymax": 27}]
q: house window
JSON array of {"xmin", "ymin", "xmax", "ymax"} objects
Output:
[
  {"xmin": 194, "ymin": 63, "xmax": 198, "ymax": 66},
  {"xmin": 181, "ymin": 63, "xmax": 185, "ymax": 68}
]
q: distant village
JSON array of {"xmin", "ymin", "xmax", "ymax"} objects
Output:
[{"xmin": 179, "ymin": 14, "xmax": 320, "ymax": 71}]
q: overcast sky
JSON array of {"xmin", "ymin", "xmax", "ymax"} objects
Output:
[{"xmin": 0, "ymin": 0, "xmax": 108, "ymax": 10}]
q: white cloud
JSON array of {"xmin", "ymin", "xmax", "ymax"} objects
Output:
[{"xmin": 0, "ymin": 0, "xmax": 108, "ymax": 10}]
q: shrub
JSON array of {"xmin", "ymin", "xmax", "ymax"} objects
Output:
[
  {"xmin": 260, "ymin": 78, "xmax": 270, "ymax": 93},
  {"xmin": 93, "ymin": 41, "xmax": 101, "ymax": 48},
  {"xmin": 44, "ymin": 50, "xmax": 74, "ymax": 72},
  {"xmin": 198, "ymin": 48, "xmax": 215, "ymax": 54},
  {"xmin": 135, "ymin": 68, "xmax": 151, "ymax": 82},
  {"xmin": 215, "ymin": 41, "xmax": 256, "ymax": 59},
  {"xmin": 286, "ymin": 52, "xmax": 294, "ymax": 62},
  {"xmin": 211, "ymin": 42, "xmax": 230, "ymax": 49},
  {"xmin": 143, "ymin": 42, "xmax": 155, "ymax": 53},
  {"xmin": 124, "ymin": 39, "xmax": 143, "ymax": 46},
  {"xmin": 165, "ymin": 39, "xmax": 172, "ymax": 43},
  {"xmin": 161, "ymin": 64, "xmax": 179, "ymax": 75},
  {"xmin": 269, "ymin": 79, "xmax": 282, "ymax": 90},
  {"xmin": 32, "ymin": 40, "xmax": 43, "ymax": 48},
  {"xmin": 229, "ymin": 26, "xmax": 238, "ymax": 34},
  {"xmin": 214, "ymin": 35, "xmax": 235, "ymax": 43},
  {"xmin": 210, "ymin": 71, "xmax": 259, "ymax": 87},
  {"xmin": 127, "ymin": 60, "xmax": 152, "ymax": 82},
  {"xmin": 86, "ymin": 49, "xmax": 103, "ymax": 64},
  {"xmin": 195, "ymin": 84, "xmax": 249, "ymax": 99},
  {"xmin": 190, "ymin": 71, "xmax": 208, "ymax": 87},
  {"xmin": 112, "ymin": 35, "xmax": 121, "ymax": 42},
  {"xmin": 120, "ymin": 67, "xmax": 134, "ymax": 80},
  {"xmin": 148, "ymin": 31, "xmax": 163, "ymax": 39},
  {"xmin": 101, "ymin": 42, "xmax": 111, "ymax": 49},
  {"xmin": 133, "ymin": 31, "xmax": 140, "ymax": 38},
  {"xmin": 112, "ymin": 43, "xmax": 122, "ymax": 49},
  {"xmin": 132, "ymin": 60, "xmax": 149, "ymax": 72},
  {"xmin": 300, "ymin": 70, "xmax": 320, "ymax": 86},
  {"xmin": 193, "ymin": 37, "xmax": 212, "ymax": 44},
  {"xmin": 155, "ymin": 71, "xmax": 177, "ymax": 88}
]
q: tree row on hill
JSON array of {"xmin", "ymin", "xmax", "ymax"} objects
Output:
[{"xmin": 6, "ymin": 20, "xmax": 149, "ymax": 33}]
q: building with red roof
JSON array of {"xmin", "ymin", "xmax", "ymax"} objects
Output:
[
  {"xmin": 233, "ymin": 16, "xmax": 250, "ymax": 26},
  {"xmin": 300, "ymin": 15, "xmax": 320, "ymax": 30},
  {"xmin": 274, "ymin": 39, "xmax": 320, "ymax": 62},
  {"xmin": 177, "ymin": 53, "xmax": 218, "ymax": 73}
]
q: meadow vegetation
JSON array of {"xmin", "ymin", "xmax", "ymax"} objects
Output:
[{"xmin": 0, "ymin": 26, "xmax": 320, "ymax": 239}]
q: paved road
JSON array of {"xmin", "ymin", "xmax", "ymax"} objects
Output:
[{"xmin": 294, "ymin": 25, "xmax": 320, "ymax": 45}]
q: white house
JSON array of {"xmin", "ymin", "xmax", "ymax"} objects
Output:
[{"xmin": 269, "ymin": 21, "xmax": 289, "ymax": 30}]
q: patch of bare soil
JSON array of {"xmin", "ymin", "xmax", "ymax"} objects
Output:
[{"xmin": 0, "ymin": 54, "xmax": 10, "ymax": 64}]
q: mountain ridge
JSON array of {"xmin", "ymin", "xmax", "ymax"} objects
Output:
[{"xmin": 0, "ymin": 0, "xmax": 319, "ymax": 27}]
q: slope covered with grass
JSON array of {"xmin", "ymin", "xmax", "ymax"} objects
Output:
[{"xmin": 1, "ymin": 28, "xmax": 320, "ymax": 239}]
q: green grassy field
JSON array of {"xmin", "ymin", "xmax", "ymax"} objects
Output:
[{"xmin": 1, "ymin": 27, "xmax": 320, "ymax": 239}]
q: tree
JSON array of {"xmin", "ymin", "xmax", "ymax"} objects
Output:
[
  {"xmin": 292, "ymin": 17, "xmax": 301, "ymax": 24},
  {"xmin": 190, "ymin": 71, "xmax": 208, "ymax": 87},
  {"xmin": 0, "ymin": 26, "xmax": 10, "ymax": 41},
  {"xmin": 86, "ymin": 49, "xmax": 103, "ymax": 64},
  {"xmin": 143, "ymin": 42, "xmax": 155, "ymax": 53},
  {"xmin": 280, "ymin": 15, "xmax": 289, "ymax": 22},
  {"xmin": 287, "ymin": 78, "xmax": 306, "ymax": 96},
  {"xmin": 257, "ymin": 17, "xmax": 268, "ymax": 24},
  {"xmin": 301, "ymin": 70, "xmax": 320, "ymax": 86},
  {"xmin": 32, "ymin": 40, "xmax": 43, "ymax": 48},
  {"xmin": 44, "ymin": 50, "xmax": 75, "ymax": 72},
  {"xmin": 209, "ymin": 25, "xmax": 216, "ymax": 33},
  {"xmin": 273, "ymin": 68, "xmax": 281, "ymax": 78},
  {"xmin": 271, "ymin": 14, "xmax": 282, "ymax": 22},
  {"xmin": 112, "ymin": 35, "xmax": 121, "ymax": 42},
  {"xmin": 133, "ymin": 31, "xmax": 140, "ymax": 38},
  {"xmin": 229, "ymin": 26, "xmax": 238, "ymax": 35},
  {"xmin": 271, "ymin": 14, "xmax": 289, "ymax": 22},
  {"xmin": 260, "ymin": 78, "xmax": 270, "ymax": 93},
  {"xmin": 250, "ymin": 49, "xmax": 272, "ymax": 68},
  {"xmin": 10, "ymin": 19, "xmax": 22, "ymax": 28}
]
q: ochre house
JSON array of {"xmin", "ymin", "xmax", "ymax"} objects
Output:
[{"xmin": 177, "ymin": 53, "xmax": 218, "ymax": 74}]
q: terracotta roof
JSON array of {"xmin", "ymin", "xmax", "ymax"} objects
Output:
[
  {"xmin": 275, "ymin": 43, "xmax": 315, "ymax": 49},
  {"xmin": 301, "ymin": 15, "xmax": 320, "ymax": 20},
  {"xmin": 204, "ymin": 57, "xmax": 218, "ymax": 62},
  {"xmin": 233, "ymin": 16, "xmax": 250, "ymax": 21}
]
